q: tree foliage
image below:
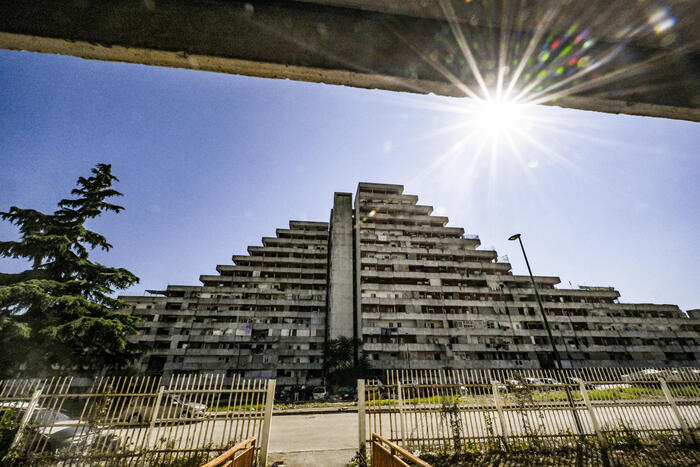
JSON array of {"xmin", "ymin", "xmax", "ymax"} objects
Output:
[
  {"xmin": 323, "ymin": 337, "xmax": 371, "ymax": 388},
  {"xmin": 0, "ymin": 164, "xmax": 141, "ymax": 377}
]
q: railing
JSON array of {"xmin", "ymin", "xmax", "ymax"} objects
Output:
[
  {"xmin": 0, "ymin": 374, "xmax": 275, "ymax": 466},
  {"xmin": 358, "ymin": 367, "xmax": 700, "ymax": 453},
  {"xmin": 201, "ymin": 437, "xmax": 256, "ymax": 467},
  {"xmin": 371, "ymin": 433, "xmax": 432, "ymax": 467}
]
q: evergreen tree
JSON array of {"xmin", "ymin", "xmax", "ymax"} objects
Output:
[
  {"xmin": 0, "ymin": 164, "xmax": 141, "ymax": 377},
  {"xmin": 323, "ymin": 337, "xmax": 371, "ymax": 388}
]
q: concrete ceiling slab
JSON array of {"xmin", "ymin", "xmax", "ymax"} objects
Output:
[{"xmin": 1, "ymin": 0, "xmax": 698, "ymax": 121}]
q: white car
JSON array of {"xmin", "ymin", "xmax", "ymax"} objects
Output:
[
  {"xmin": 1, "ymin": 404, "xmax": 120, "ymax": 452},
  {"xmin": 124, "ymin": 394, "xmax": 207, "ymax": 422},
  {"xmin": 312, "ymin": 386, "xmax": 327, "ymax": 400}
]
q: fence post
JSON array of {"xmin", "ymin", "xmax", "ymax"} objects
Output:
[
  {"xmin": 259, "ymin": 379, "xmax": 276, "ymax": 467},
  {"xmin": 143, "ymin": 383, "xmax": 166, "ymax": 449},
  {"xmin": 397, "ymin": 380, "xmax": 406, "ymax": 444},
  {"xmin": 357, "ymin": 379, "xmax": 366, "ymax": 453},
  {"xmin": 658, "ymin": 377, "xmax": 693, "ymax": 441},
  {"xmin": 11, "ymin": 388, "xmax": 42, "ymax": 449},
  {"xmin": 491, "ymin": 380, "xmax": 509, "ymax": 442},
  {"xmin": 149, "ymin": 385, "xmax": 165, "ymax": 430},
  {"xmin": 579, "ymin": 380, "xmax": 608, "ymax": 449}
]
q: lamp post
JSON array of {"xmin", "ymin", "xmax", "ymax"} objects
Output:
[
  {"xmin": 508, "ymin": 233, "xmax": 584, "ymax": 436},
  {"xmin": 508, "ymin": 233, "xmax": 565, "ymax": 370}
]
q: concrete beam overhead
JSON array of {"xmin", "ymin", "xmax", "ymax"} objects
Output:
[{"xmin": 2, "ymin": 1, "xmax": 696, "ymax": 119}]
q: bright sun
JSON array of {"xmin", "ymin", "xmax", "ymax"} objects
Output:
[{"xmin": 477, "ymin": 97, "xmax": 523, "ymax": 133}]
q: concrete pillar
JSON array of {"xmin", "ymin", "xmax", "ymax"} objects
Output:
[
  {"xmin": 327, "ymin": 192, "xmax": 354, "ymax": 340},
  {"xmin": 354, "ymin": 189, "xmax": 364, "ymax": 348}
]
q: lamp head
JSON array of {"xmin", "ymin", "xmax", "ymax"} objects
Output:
[{"xmin": 508, "ymin": 234, "xmax": 521, "ymax": 241}]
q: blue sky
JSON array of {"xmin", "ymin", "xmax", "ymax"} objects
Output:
[{"xmin": 1, "ymin": 50, "xmax": 698, "ymax": 311}]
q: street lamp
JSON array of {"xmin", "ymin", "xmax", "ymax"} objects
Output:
[
  {"xmin": 508, "ymin": 233, "xmax": 565, "ymax": 370},
  {"xmin": 508, "ymin": 233, "xmax": 584, "ymax": 436}
]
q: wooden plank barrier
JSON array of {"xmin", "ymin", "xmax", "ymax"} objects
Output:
[
  {"xmin": 372, "ymin": 433, "xmax": 432, "ymax": 467},
  {"xmin": 201, "ymin": 437, "xmax": 256, "ymax": 467}
]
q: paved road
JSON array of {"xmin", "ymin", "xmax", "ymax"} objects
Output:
[
  {"xmin": 98, "ymin": 412, "xmax": 358, "ymax": 466},
  {"xmin": 267, "ymin": 413, "xmax": 357, "ymax": 466}
]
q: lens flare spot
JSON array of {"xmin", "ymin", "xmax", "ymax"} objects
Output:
[
  {"xmin": 648, "ymin": 8, "xmax": 670, "ymax": 24},
  {"xmin": 654, "ymin": 18, "xmax": 676, "ymax": 34},
  {"xmin": 575, "ymin": 28, "xmax": 590, "ymax": 44}
]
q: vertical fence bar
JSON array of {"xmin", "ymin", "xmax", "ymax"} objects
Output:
[
  {"xmin": 491, "ymin": 380, "xmax": 508, "ymax": 443},
  {"xmin": 357, "ymin": 379, "xmax": 366, "ymax": 452},
  {"xmin": 10, "ymin": 388, "xmax": 42, "ymax": 449},
  {"xmin": 658, "ymin": 377, "xmax": 692, "ymax": 438},
  {"xmin": 579, "ymin": 379, "xmax": 608, "ymax": 449},
  {"xmin": 259, "ymin": 379, "xmax": 275, "ymax": 466},
  {"xmin": 397, "ymin": 380, "xmax": 406, "ymax": 445}
]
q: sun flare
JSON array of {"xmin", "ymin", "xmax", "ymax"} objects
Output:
[{"xmin": 477, "ymin": 98, "xmax": 524, "ymax": 134}]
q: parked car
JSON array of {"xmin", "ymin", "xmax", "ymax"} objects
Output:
[
  {"xmin": 336, "ymin": 386, "xmax": 356, "ymax": 401},
  {"xmin": 522, "ymin": 377, "xmax": 559, "ymax": 390},
  {"xmin": 621, "ymin": 368, "xmax": 662, "ymax": 382},
  {"xmin": 568, "ymin": 377, "xmax": 595, "ymax": 390},
  {"xmin": 40, "ymin": 423, "xmax": 121, "ymax": 452},
  {"xmin": 365, "ymin": 379, "xmax": 383, "ymax": 398},
  {"xmin": 312, "ymin": 386, "xmax": 327, "ymax": 401},
  {"xmin": 124, "ymin": 394, "xmax": 207, "ymax": 422},
  {"xmin": 7, "ymin": 406, "xmax": 121, "ymax": 452},
  {"xmin": 461, "ymin": 379, "xmax": 505, "ymax": 394},
  {"xmin": 537, "ymin": 378, "xmax": 561, "ymax": 390},
  {"xmin": 618, "ymin": 368, "xmax": 696, "ymax": 386},
  {"xmin": 490, "ymin": 380, "xmax": 508, "ymax": 392}
]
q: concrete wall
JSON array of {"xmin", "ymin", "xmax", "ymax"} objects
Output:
[{"xmin": 327, "ymin": 192, "xmax": 355, "ymax": 340}]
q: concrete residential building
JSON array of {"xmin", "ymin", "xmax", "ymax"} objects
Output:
[{"xmin": 121, "ymin": 183, "xmax": 700, "ymax": 386}]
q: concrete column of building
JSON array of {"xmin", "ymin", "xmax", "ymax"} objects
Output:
[
  {"xmin": 327, "ymin": 192, "xmax": 355, "ymax": 340},
  {"xmin": 353, "ymin": 188, "xmax": 363, "ymax": 349}
]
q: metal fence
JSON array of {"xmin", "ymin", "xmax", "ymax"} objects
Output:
[
  {"xmin": 0, "ymin": 374, "xmax": 275, "ymax": 466},
  {"xmin": 358, "ymin": 367, "xmax": 700, "ymax": 452}
]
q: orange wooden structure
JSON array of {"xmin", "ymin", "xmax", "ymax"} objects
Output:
[
  {"xmin": 201, "ymin": 437, "xmax": 256, "ymax": 467},
  {"xmin": 371, "ymin": 433, "xmax": 431, "ymax": 467}
]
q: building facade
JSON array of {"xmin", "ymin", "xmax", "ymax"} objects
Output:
[{"xmin": 121, "ymin": 183, "xmax": 700, "ymax": 387}]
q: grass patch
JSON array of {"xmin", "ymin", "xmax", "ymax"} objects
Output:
[
  {"xmin": 418, "ymin": 431, "xmax": 700, "ymax": 467},
  {"xmin": 212, "ymin": 401, "xmax": 357, "ymax": 411}
]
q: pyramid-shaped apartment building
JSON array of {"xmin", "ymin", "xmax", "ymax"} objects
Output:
[{"xmin": 122, "ymin": 183, "xmax": 700, "ymax": 388}]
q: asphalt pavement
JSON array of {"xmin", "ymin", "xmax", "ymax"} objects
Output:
[{"xmin": 267, "ymin": 412, "xmax": 357, "ymax": 467}]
